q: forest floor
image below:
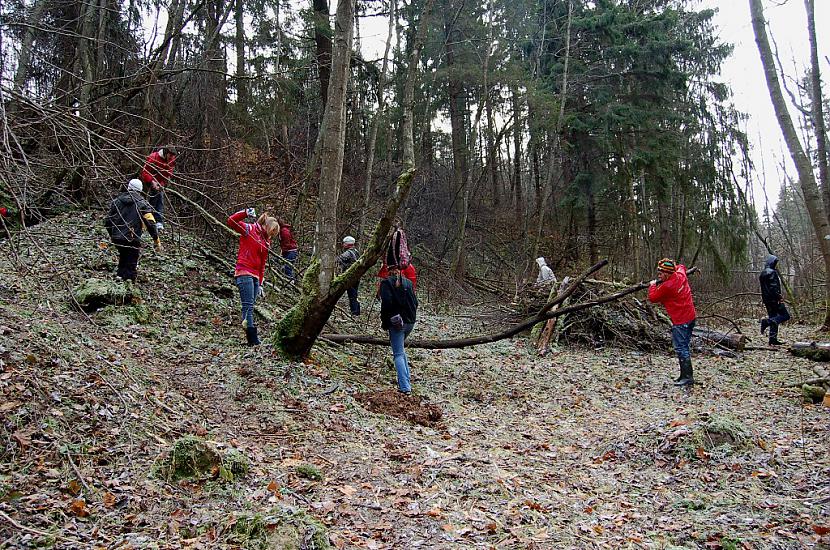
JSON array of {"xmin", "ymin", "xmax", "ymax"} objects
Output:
[{"xmin": 1, "ymin": 212, "xmax": 829, "ymax": 549}]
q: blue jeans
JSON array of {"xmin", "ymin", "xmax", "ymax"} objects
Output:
[
  {"xmin": 389, "ymin": 322, "xmax": 414, "ymax": 393},
  {"xmin": 671, "ymin": 319, "xmax": 696, "ymax": 361},
  {"xmin": 346, "ymin": 284, "xmax": 360, "ymax": 315},
  {"xmin": 148, "ymin": 187, "xmax": 164, "ymax": 224},
  {"xmin": 235, "ymin": 275, "xmax": 259, "ymax": 328},
  {"xmin": 282, "ymin": 249, "xmax": 298, "ymax": 282},
  {"xmin": 764, "ymin": 301, "xmax": 790, "ymax": 339}
]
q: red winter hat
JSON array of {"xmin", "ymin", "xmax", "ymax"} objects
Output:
[{"xmin": 0, "ymin": 207, "xmax": 8, "ymax": 217}]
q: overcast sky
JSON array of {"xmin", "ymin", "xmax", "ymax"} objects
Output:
[{"xmin": 700, "ymin": 0, "xmax": 830, "ymax": 213}]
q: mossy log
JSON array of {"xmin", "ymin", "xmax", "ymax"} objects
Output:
[
  {"xmin": 790, "ymin": 342, "xmax": 830, "ymax": 362},
  {"xmin": 802, "ymin": 384, "xmax": 827, "ymax": 403},
  {"xmin": 692, "ymin": 328, "xmax": 747, "ymax": 351}
]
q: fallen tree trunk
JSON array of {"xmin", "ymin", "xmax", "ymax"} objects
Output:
[
  {"xmin": 322, "ymin": 261, "xmax": 656, "ymax": 349},
  {"xmin": 693, "ymin": 328, "xmax": 747, "ymax": 351},
  {"xmin": 789, "ymin": 342, "xmax": 830, "ymax": 362}
]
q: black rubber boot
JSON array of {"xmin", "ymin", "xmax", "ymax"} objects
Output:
[
  {"xmin": 674, "ymin": 358, "xmax": 694, "ymax": 386},
  {"xmin": 245, "ymin": 326, "xmax": 261, "ymax": 346},
  {"xmin": 760, "ymin": 318, "xmax": 770, "ymax": 335},
  {"xmin": 769, "ymin": 338, "xmax": 784, "ymax": 346}
]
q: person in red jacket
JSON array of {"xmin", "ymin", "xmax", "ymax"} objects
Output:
[
  {"xmin": 648, "ymin": 258, "xmax": 697, "ymax": 386},
  {"xmin": 228, "ymin": 208, "xmax": 279, "ymax": 345},
  {"xmin": 276, "ymin": 217, "xmax": 298, "ymax": 283},
  {"xmin": 139, "ymin": 146, "xmax": 177, "ymax": 231}
]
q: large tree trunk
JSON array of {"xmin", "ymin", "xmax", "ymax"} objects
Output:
[
  {"xmin": 804, "ymin": 0, "xmax": 830, "ymax": 218},
  {"xmin": 313, "ymin": 0, "xmax": 333, "ymax": 108},
  {"xmin": 750, "ymin": 0, "xmax": 830, "ymax": 329},
  {"xmin": 401, "ymin": 0, "xmax": 435, "ymax": 168},
  {"xmin": 511, "ymin": 86, "xmax": 523, "ymax": 217},
  {"xmin": 235, "ymin": 0, "xmax": 248, "ymax": 111},
  {"xmin": 359, "ymin": 0, "xmax": 396, "ymax": 240},
  {"xmin": 314, "ymin": 0, "xmax": 355, "ymax": 295},
  {"xmin": 11, "ymin": 0, "xmax": 47, "ymax": 100},
  {"xmin": 275, "ymin": 170, "xmax": 416, "ymax": 358}
]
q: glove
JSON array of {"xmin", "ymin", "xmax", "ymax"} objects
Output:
[
  {"xmin": 246, "ymin": 207, "xmax": 256, "ymax": 218},
  {"xmin": 649, "ymin": 280, "xmax": 657, "ymax": 286},
  {"xmin": 258, "ymin": 285, "xmax": 265, "ymax": 298},
  {"xmin": 154, "ymin": 238, "xmax": 162, "ymax": 253}
]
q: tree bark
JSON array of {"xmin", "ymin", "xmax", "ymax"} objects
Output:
[
  {"xmin": 804, "ymin": 0, "xmax": 830, "ymax": 218},
  {"xmin": 11, "ymin": 0, "xmax": 47, "ymax": 100},
  {"xmin": 235, "ymin": 0, "xmax": 248, "ymax": 111},
  {"xmin": 401, "ymin": 0, "xmax": 436, "ymax": 168},
  {"xmin": 276, "ymin": 169, "xmax": 417, "ymax": 358},
  {"xmin": 314, "ymin": 0, "xmax": 355, "ymax": 295},
  {"xmin": 750, "ymin": 0, "xmax": 830, "ymax": 329},
  {"xmin": 359, "ymin": 0, "xmax": 396, "ymax": 240},
  {"xmin": 313, "ymin": 0, "xmax": 333, "ymax": 108}
]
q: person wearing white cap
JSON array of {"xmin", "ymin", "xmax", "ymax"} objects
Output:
[
  {"xmin": 337, "ymin": 235, "xmax": 361, "ymax": 315},
  {"xmin": 535, "ymin": 257, "xmax": 556, "ymax": 284},
  {"xmin": 104, "ymin": 179, "xmax": 161, "ymax": 281}
]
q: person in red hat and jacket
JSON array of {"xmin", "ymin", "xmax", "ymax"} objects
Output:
[
  {"xmin": 140, "ymin": 146, "xmax": 177, "ymax": 231},
  {"xmin": 228, "ymin": 208, "xmax": 280, "ymax": 345},
  {"xmin": 648, "ymin": 258, "xmax": 697, "ymax": 387}
]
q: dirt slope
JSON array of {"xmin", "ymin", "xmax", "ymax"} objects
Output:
[{"xmin": 1, "ymin": 212, "xmax": 828, "ymax": 549}]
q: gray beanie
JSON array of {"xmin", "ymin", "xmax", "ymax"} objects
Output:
[{"xmin": 127, "ymin": 178, "xmax": 143, "ymax": 193}]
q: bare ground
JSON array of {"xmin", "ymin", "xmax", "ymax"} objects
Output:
[{"xmin": 1, "ymin": 213, "xmax": 828, "ymax": 549}]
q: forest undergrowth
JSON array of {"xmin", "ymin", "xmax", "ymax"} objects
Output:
[{"xmin": 1, "ymin": 213, "xmax": 828, "ymax": 549}]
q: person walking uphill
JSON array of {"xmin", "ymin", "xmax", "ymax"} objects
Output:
[
  {"xmin": 379, "ymin": 263, "xmax": 418, "ymax": 395},
  {"xmin": 277, "ymin": 217, "xmax": 298, "ymax": 283},
  {"xmin": 139, "ymin": 146, "xmax": 176, "ymax": 231},
  {"xmin": 337, "ymin": 236, "xmax": 361, "ymax": 315},
  {"xmin": 228, "ymin": 208, "xmax": 280, "ymax": 346},
  {"xmin": 105, "ymin": 179, "xmax": 161, "ymax": 282},
  {"xmin": 648, "ymin": 258, "xmax": 697, "ymax": 387},
  {"xmin": 760, "ymin": 255, "xmax": 790, "ymax": 345}
]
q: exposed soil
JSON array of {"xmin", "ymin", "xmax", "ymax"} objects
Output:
[{"xmin": 354, "ymin": 389, "xmax": 443, "ymax": 427}]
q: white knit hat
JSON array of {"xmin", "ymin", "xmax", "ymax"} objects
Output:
[
  {"xmin": 343, "ymin": 236, "xmax": 356, "ymax": 245},
  {"xmin": 127, "ymin": 178, "xmax": 143, "ymax": 193},
  {"xmin": 536, "ymin": 257, "xmax": 546, "ymax": 266}
]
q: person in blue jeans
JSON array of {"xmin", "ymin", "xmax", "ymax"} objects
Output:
[{"xmin": 379, "ymin": 263, "xmax": 418, "ymax": 394}]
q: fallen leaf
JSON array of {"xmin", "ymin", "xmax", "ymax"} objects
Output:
[
  {"xmin": 813, "ymin": 525, "xmax": 830, "ymax": 536},
  {"xmin": 337, "ymin": 484, "xmax": 357, "ymax": 498},
  {"xmin": 426, "ymin": 508, "xmax": 443, "ymax": 518},
  {"xmin": 103, "ymin": 492, "xmax": 116, "ymax": 507},
  {"xmin": 67, "ymin": 480, "xmax": 82, "ymax": 496},
  {"xmin": 669, "ymin": 418, "xmax": 688, "ymax": 427},
  {"xmin": 12, "ymin": 429, "xmax": 33, "ymax": 449},
  {"xmin": 0, "ymin": 401, "xmax": 19, "ymax": 412},
  {"xmin": 69, "ymin": 498, "xmax": 90, "ymax": 517}
]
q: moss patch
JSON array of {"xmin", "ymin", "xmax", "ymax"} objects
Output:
[
  {"xmin": 682, "ymin": 414, "xmax": 751, "ymax": 459},
  {"xmin": 97, "ymin": 304, "xmax": 150, "ymax": 326},
  {"xmin": 295, "ymin": 463, "xmax": 323, "ymax": 481},
  {"xmin": 153, "ymin": 436, "xmax": 249, "ymax": 482},
  {"xmin": 72, "ymin": 278, "xmax": 141, "ymax": 312},
  {"xmin": 227, "ymin": 508, "xmax": 330, "ymax": 549}
]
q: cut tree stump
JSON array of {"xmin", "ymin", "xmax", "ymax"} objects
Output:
[
  {"xmin": 790, "ymin": 342, "xmax": 830, "ymax": 362},
  {"xmin": 692, "ymin": 328, "xmax": 747, "ymax": 351}
]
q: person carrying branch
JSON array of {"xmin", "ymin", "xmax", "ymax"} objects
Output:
[
  {"xmin": 105, "ymin": 179, "xmax": 161, "ymax": 282},
  {"xmin": 337, "ymin": 236, "xmax": 361, "ymax": 315},
  {"xmin": 228, "ymin": 208, "xmax": 280, "ymax": 346},
  {"xmin": 377, "ymin": 219, "xmax": 417, "ymax": 290},
  {"xmin": 759, "ymin": 254, "xmax": 789, "ymax": 346},
  {"xmin": 648, "ymin": 258, "xmax": 697, "ymax": 387},
  {"xmin": 379, "ymin": 262, "xmax": 418, "ymax": 395},
  {"xmin": 139, "ymin": 146, "xmax": 177, "ymax": 231}
]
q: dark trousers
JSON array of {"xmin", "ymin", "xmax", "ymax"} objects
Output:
[
  {"xmin": 147, "ymin": 187, "xmax": 164, "ymax": 224},
  {"xmin": 115, "ymin": 241, "xmax": 140, "ymax": 281},
  {"xmin": 346, "ymin": 284, "xmax": 360, "ymax": 315},
  {"xmin": 764, "ymin": 301, "xmax": 790, "ymax": 340},
  {"xmin": 282, "ymin": 249, "xmax": 298, "ymax": 282}
]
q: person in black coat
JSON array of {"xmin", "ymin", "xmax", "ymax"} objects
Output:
[
  {"xmin": 379, "ymin": 263, "xmax": 418, "ymax": 394},
  {"xmin": 105, "ymin": 179, "xmax": 161, "ymax": 281},
  {"xmin": 759, "ymin": 254, "xmax": 790, "ymax": 345}
]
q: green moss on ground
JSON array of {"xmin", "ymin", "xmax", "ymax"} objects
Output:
[
  {"xmin": 682, "ymin": 414, "xmax": 751, "ymax": 459},
  {"xmin": 153, "ymin": 436, "xmax": 249, "ymax": 482},
  {"xmin": 228, "ymin": 508, "xmax": 330, "ymax": 549},
  {"xmin": 295, "ymin": 463, "xmax": 323, "ymax": 481},
  {"xmin": 72, "ymin": 278, "xmax": 141, "ymax": 312}
]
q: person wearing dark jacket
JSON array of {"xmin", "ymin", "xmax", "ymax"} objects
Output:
[
  {"xmin": 759, "ymin": 255, "xmax": 790, "ymax": 345},
  {"xmin": 105, "ymin": 179, "xmax": 161, "ymax": 281},
  {"xmin": 379, "ymin": 264, "xmax": 418, "ymax": 394},
  {"xmin": 337, "ymin": 236, "xmax": 361, "ymax": 315}
]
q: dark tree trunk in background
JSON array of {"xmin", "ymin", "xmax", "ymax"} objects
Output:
[
  {"xmin": 313, "ymin": 0, "xmax": 333, "ymax": 108},
  {"xmin": 235, "ymin": 0, "xmax": 248, "ymax": 111}
]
